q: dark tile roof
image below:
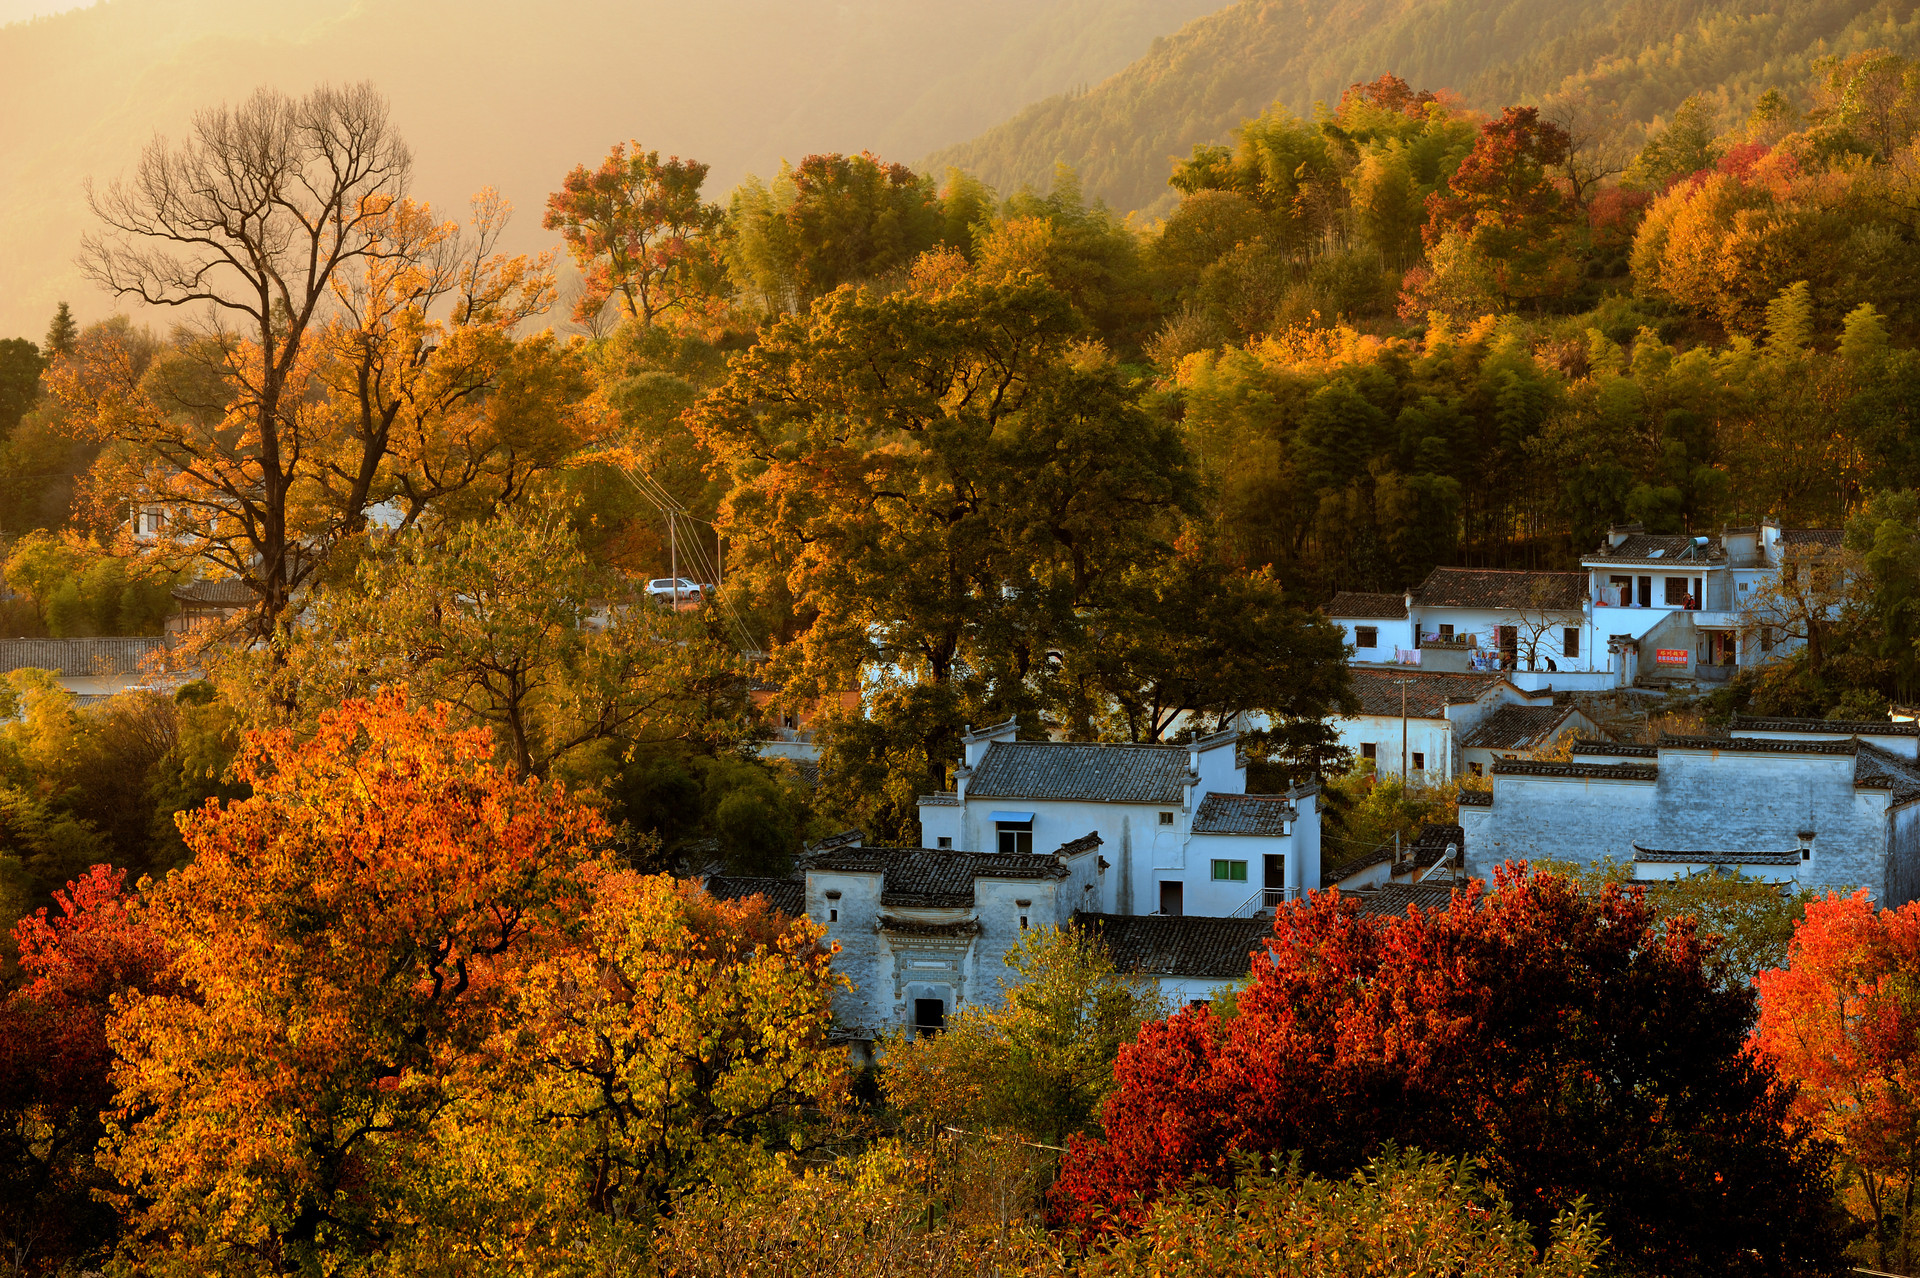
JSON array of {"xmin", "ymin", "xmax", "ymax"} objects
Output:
[
  {"xmin": 1659, "ymin": 734, "xmax": 1857, "ymax": 756},
  {"xmin": 1324, "ymin": 842, "xmax": 1395, "ymax": 884},
  {"xmin": 1582, "ymin": 533, "xmax": 1726, "ymax": 565},
  {"xmin": 1408, "ymin": 822, "xmax": 1464, "ymax": 867},
  {"xmin": 1780, "ymin": 529, "xmax": 1844, "ymax": 549},
  {"xmin": 918, "ymin": 792, "xmax": 961, "ymax": 806},
  {"xmin": 1571, "ymin": 740, "xmax": 1657, "ymax": 758},
  {"xmin": 1492, "ymin": 759, "xmax": 1658, "ymax": 780},
  {"xmin": 1731, "ymin": 714, "xmax": 1920, "ymax": 737},
  {"xmin": 1350, "ymin": 670, "xmax": 1511, "ymax": 718},
  {"xmin": 1328, "ymin": 590, "xmax": 1408, "ymax": 619},
  {"xmin": 966, "ymin": 741, "xmax": 1193, "ymax": 804},
  {"xmin": 172, "ymin": 577, "xmax": 255, "ymax": 606},
  {"xmin": 805, "ymin": 847, "xmax": 1070, "ymax": 907},
  {"xmin": 1343, "ymin": 882, "xmax": 1461, "ymax": 917},
  {"xmin": 1192, "ymin": 792, "xmax": 1294, "ymax": 836},
  {"xmin": 1074, "ymin": 912, "xmax": 1273, "ymax": 979},
  {"xmin": 1456, "ymin": 788, "xmax": 1491, "ymax": 806},
  {"xmin": 1460, "ymin": 704, "xmax": 1579, "ymax": 751},
  {"xmin": 879, "ymin": 916, "xmax": 981, "ymax": 937},
  {"xmin": 705, "ymin": 874, "xmax": 805, "ymax": 917},
  {"xmin": 1854, "ymin": 741, "xmax": 1920, "ymax": 802},
  {"xmin": 1633, "ymin": 846, "xmax": 1804, "ymax": 866},
  {"xmin": 1414, "ymin": 567, "xmax": 1588, "ymax": 610}
]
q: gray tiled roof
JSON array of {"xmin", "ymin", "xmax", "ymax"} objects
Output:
[
  {"xmin": 1414, "ymin": 567, "xmax": 1588, "ymax": 610},
  {"xmin": 1460, "ymin": 704, "xmax": 1578, "ymax": 751},
  {"xmin": 805, "ymin": 847, "xmax": 1070, "ymax": 907},
  {"xmin": 1582, "ymin": 533, "xmax": 1727, "ymax": 565},
  {"xmin": 1456, "ymin": 788, "xmax": 1491, "ymax": 806},
  {"xmin": 1571, "ymin": 740, "xmax": 1657, "ymax": 758},
  {"xmin": 1731, "ymin": 714, "xmax": 1920, "ymax": 737},
  {"xmin": 172, "ymin": 577, "xmax": 255, "ymax": 606},
  {"xmin": 1659, "ymin": 734, "xmax": 1857, "ymax": 755},
  {"xmin": 1343, "ymin": 882, "xmax": 1461, "ymax": 917},
  {"xmin": 1192, "ymin": 792, "xmax": 1293, "ymax": 836},
  {"xmin": 1408, "ymin": 822, "xmax": 1464, "ymax": 866},
  {"xmin": 1633, "ymin": 846, "xmax": 1804, "ymax": 866},
  {"xmin": 1328, "ymin": 590, "xmax": 1409, "ymax": 619},
  {"xmin": 705, "ymin": 874, "xmax": 805, "ymax": 917},
  {"xmin": 1075, "ymin": 912, "xmax": 1272, "ymax": 979},
  {"xmin": 1351, "ymin": 670, "xmax": 1510, "ymax": 718},
  {"xmin": 918, "ymin": 792, "xmax": 961, "ymax": 806},
  {"xmin": 1780, "ymin": 529, "xmax": 1844, "ymax": 549},
  {"xmin": 1492, "ymin": 759, "xmax": 1658, "ymax": 780},
  {"xmin": 1854, "ymin": 741, "xmax": 1920, "ymax": 802},
  {"xmin": 966, "ymin": 741, "xmax": 1193, "ymax": 804}
]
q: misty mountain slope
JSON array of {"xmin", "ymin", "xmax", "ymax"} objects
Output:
[
  {"xmin": 927, "ymin": 0, "xmax": 1920, "ymax": 216},
  {"xmin": 0, "ymin": 0, "xmax": 1222, "ymax": 338}
]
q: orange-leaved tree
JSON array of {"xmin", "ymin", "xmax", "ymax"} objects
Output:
[
  {"xmin": 1753, "ymin": 889, "xmax": 1920, "ymax": 1273},
  {"xmin": 101, "ymin": 692, "xmax": 606, "ymax": 1276},
  {"xmin": 405, "ymin": 877, "xmax": 849, "ymax": 1269}
]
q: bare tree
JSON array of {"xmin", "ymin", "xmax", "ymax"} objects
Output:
[
  {"xmin": 1542, "ymin": 87, "xmax": 1631, "ymax": 211},
  {"xmin": 71, "ymin": 83, "xmax": 413, "ymax": 634}
]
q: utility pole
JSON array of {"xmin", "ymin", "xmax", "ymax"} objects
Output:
[
  {"xmin": 1390, "ymin": 676, "xmax": 1414, "ymax": 783},
  {"xmin": 669, "ymin": 511, "xmax": 678, "ymax": 608}
]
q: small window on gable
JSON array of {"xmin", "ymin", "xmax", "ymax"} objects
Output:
[
  {"xmin": 997, "ymin": 820, "xmax": 1033, "ymax": 856},
  {"xmin": 1211, "ymin": 859, "xmax": 1248, "ymax": 882},
  {"xmin": 936, "ymin": 836, "xmax": 953, "ymax": 849},
  {"xmin": 1354, "ymin": 625, "xmax": 1378, "ymax": 649},
  {"xmin": 828, "ymin": 908, "xmax": 837, "ymax": 923},
  {"xmin": 1158, "ymin": 811, "xmax": 1174, "ymax": 825}
]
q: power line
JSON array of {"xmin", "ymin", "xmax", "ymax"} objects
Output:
[{"xmin": 614, "ymin": 466, "xmax": 763, "ymax": 657}]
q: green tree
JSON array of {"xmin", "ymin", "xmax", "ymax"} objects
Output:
[
  {"xmin": 0, "ymin": 338, "xmax": 40, "ymax": 437},
  {"xmin": 884, "ymin": 923, "xmax": 1164, "ymax": 1149},
  {"xmin": 41, "ymin": 303, "xmax": 77, "ymax": 361},
  {"xmin": 1625, "ymin": 94, "xmax": 1723, "ymax": 189}
]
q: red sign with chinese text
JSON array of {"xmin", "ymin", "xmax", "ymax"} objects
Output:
[{"xmin": 1655, "ymin": 648, "xmax": 1689, "ymax": 666}]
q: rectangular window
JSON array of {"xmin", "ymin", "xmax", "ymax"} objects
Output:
[
  {"xmin": 1665, "ymin": 576, "xmax": 1689, "ymax": 605},
  {"xmin": 828, "ymin": 908, "xmax": 837, "ymax": 923},
  {"xmin": 1158, "ymin": 811, "xmax": 1174, "ymax": 825},
  {"xmin": 1562, "ymin": 627, "xmax": 1580, "ymax": 659},
  {"xmin": 1211, "ymin": 859, "xmax": 1248, "ymax": 882},
  {"xmin": 1411, "ymin": 751, "xmax": 1426, "ymax": 770},
  {"xmin": 1761, "ymin": 626, "xmax": 1775, "ymax": 652},
  {"xmin": 1361, "ymin": 743, "xmax": 1377, "ymax": 761},
  {"xmin": 936, "ymin": 836, "xmax": 952, "ymax": 849},
  {"xmin": 996, "ymin": 821, "xmax": 1032, "ymax": 856},
  {"xmin": 1354, "ymin": 625, "xmax": 1378, "ymax": 649},
  {"xmin": 1469, "ymin": 761, "xmax": 1483, "ymax": 777},
  {"xmin": 1438, "ymin": 624, "xmax": 1454, "ymax": 641}
]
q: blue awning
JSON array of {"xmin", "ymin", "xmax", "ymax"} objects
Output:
[{"xmin": 991, "ymin": 811, "xmax": 1035, "ymax": 824}]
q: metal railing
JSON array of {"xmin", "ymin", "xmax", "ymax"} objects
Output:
[{"xmin": 1230, "ymin": 886, "xmax": 1303, "ymax": 918}]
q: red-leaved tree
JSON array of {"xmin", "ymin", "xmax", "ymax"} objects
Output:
[
  {"xmin": 1423, "ymin": 106, "xmax": 1576, "ymax": 308},
  {"xmin": 544, "ymin": 141, "xmax": 724, "ymax": 329},
  {"xmin": 0, "ymin": 865, "xmax": 177, "ymax": 1275},
  {"xmin": 1054, "ymin": 868, "xmax": 1845, "ymax": 1278},
  {"xmin": 1754, "ymin": 890, "xmax": 1920, "ymax": 1273}
]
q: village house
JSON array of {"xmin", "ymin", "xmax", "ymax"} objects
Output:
[
  {"xmin": 914, "ymin": 719, "xmax": 1323, "ymax": 919},
  {"xmin": 1331, "ymin": 669, "xmax": 1595, "ymax": 783},
  {"xmin": 1457, "ymin": 715, "xmax": 1920, "ymax": 903},
  {"xmin": 1330, "ymin": 521, "xmax": 1844, "ymax": 691}
]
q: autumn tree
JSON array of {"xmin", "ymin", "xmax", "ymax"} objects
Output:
[
  {"xmin": 885, "ymin": 924, "xmax": 1163, "ymax": 1151},
  {"xmin": 727, "ymin": 151, "xmax": 947, "ymax": 310},
  {"xmin": 1054, "ymin": 869, "xmax": 1846, "ymax": 1277},
  {"xmin": 543, "ymin": 142, "xmax": 725, "ymax": 330},
  {"xmin": 269, "ymin": 507, "xmax": 758, "ymax": 782},
  {"xmin": 62, "ymin": 83, "xmax": 413, "ymax": 632},
  {"xmin": 1423, "ymin": 107, "xmax": 1576, "ymax": 310},
  {"xmin": 1075, "ymin": 1149, "xmax": 1604, "ymax": 1278},
  {"xmin": 1754, "ymin": 891, "xmax": 1920, "ymax": 1273},
  {"xmin": 102, "ymin": 694, "xmax": 606, "ymax": 1275},
  {"xmin": 0, "ymin": 865, "xmax": 177, "ymax": 1277},
  {"xmin": 691, "ymin": 272, "xmax": 1192, "ymax": 835}
]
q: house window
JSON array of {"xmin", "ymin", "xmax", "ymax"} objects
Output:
[
  {"xmin": 1562, "ymin": 627, "xmax": 1580, "ymax": 659},
  {"xmin": 996, "ymin": 820, "xmax": 1033, "ymax": 855},
  {"xmin": 1469, "ymin": 762, "xmax": 1483, "ymax": 777},
  {"xmin": 1158, "ymin": 811, "xmax": 1174, "ymax": 825},
  {"xmin": 1761, "ymin": 627, "xmax": 1776, "ymax": 652},
  {"xmin": 1354, "ymin": 625, "xmax": 1378, "ymax": 649},
  {"xmin": 1019, "ymin": 914, "xmax": 1029, "ymax": 929},
  {"xmin": 1211, "ymin": 859, "xmax": 1248, "ymax": 882},
  {"xmin": 828, "ymin": 908, "xmax": 837, "ymax": 923},
  {"xmin": 1438, "ymin": 624, "xmax": 1454, "ymax": 641},
  {"xmin": 914, "ymin": 998, "xmax": 945, "ymax": 1038},
  {"xmin": 936, "ymin": 836, "xmax": 952, "ymax": 849},
  {"xmin": 1411, "ymin": 752, "xmax": 1425, "ymax": 770},
  {"xmin": 1664, "ymin": 576, "xmax": 1689, "ymax": 606},
  {"xmin": 1361, "ymin": 743, "xmax": 1377, "ymax": 761}
]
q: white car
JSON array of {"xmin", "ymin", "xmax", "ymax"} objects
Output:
[{"xmin": 646, "ymin": 577, "xmax": 706, "ymax": 606}]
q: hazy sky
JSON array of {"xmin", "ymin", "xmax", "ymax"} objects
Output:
[{"xmin": 0, "ymin": 0, "xmax": 89, "ymax": 23}]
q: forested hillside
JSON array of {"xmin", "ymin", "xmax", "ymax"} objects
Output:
[
  {"xmin": 929, "ymin": 0, "xmax": 1920, "ymax": 214},
  {"xmin": 0, "ymin": 0, "xmax": 1219, "ymax": 337}
]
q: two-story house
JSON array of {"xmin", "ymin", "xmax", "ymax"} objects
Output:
[
  {"xmin": 1328, "ymin": 567, "xmax": 1599, "ymax": 690},
  {"xmin": 1329, "ymin": 669, "xmax": 1590, "ymax": 784},
  {"xmin": 914, "ymin": 719, "xmax": 1322, "ymax": 920}
]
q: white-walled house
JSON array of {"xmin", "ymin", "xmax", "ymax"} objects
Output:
[
  {"xmin": 915, "ymin": 719, "xmax": 1322, "ymax": 919},
  {"xmin": 1333, "ymin": 669, "xmax": 1556, "ymax": 784},
  {"xmin": 1458, "ymin": 702, "xmax": 1605, "ymax": 778},
  {"xmin": 1457, "ymin": 715, "xmax": 1920, "ymax": 903},
  {"xmin": 1328, "ymin": 568, "xmax": 1597, "ymax": 687}
]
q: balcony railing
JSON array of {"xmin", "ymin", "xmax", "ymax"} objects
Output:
[{"xmin": 1230, "ymin": 886, "xmax": 1303, "ymax": 918}]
